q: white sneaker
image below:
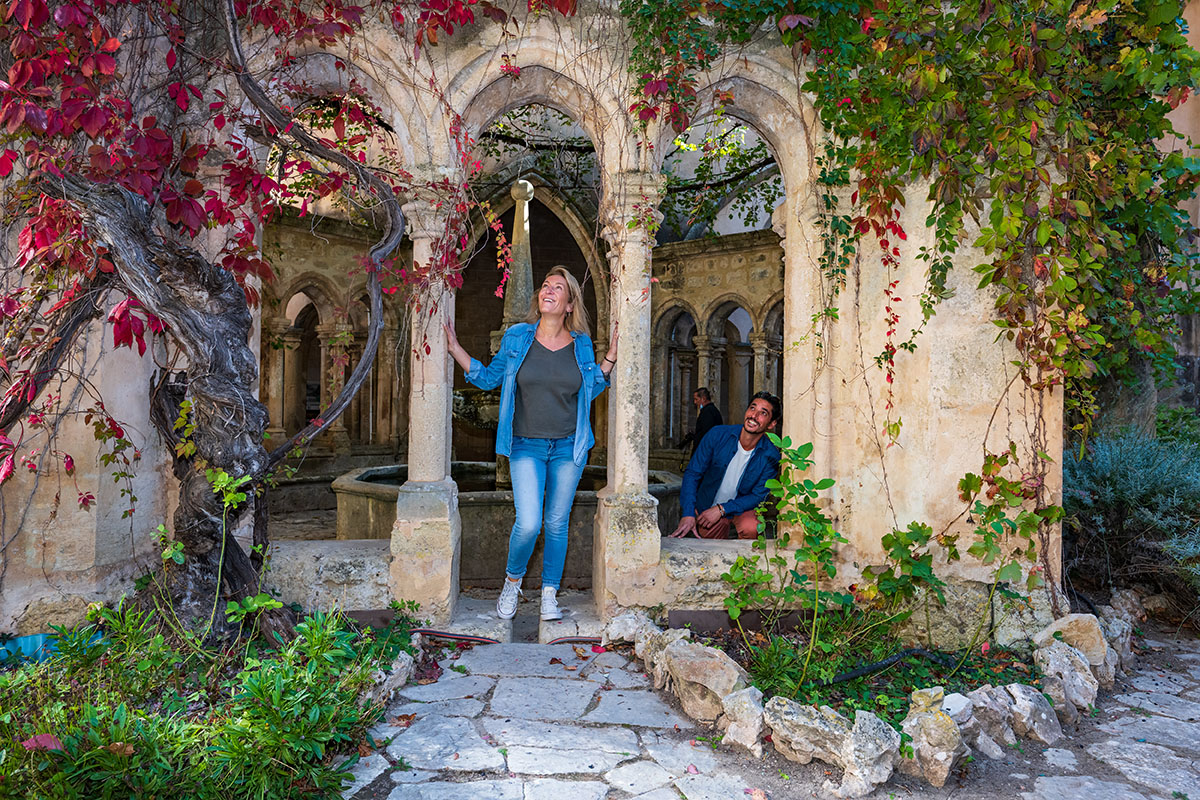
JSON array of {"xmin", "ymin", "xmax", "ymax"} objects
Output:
[
  {"xmin": 496, "ymin": 579, "xmax": 522, "ymax": 619},
  {"xmin": 540, "ymin": 587, "xmax": 563, "ymax": 621}
]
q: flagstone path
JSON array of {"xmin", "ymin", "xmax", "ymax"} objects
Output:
[{"xmin": 345, "ymin": 629, "xmax": 1200, "ymax": 800}]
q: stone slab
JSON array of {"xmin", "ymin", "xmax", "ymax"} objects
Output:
[
  {"xmin": 506, "ymin": 745, "xmax": 634, "ymax": 775},
  {"xmin": 1019, "ymin": 776, "xmax": 1150, "ymax": 800},
  {"xmin": 342, "ymin": 753, "xmax": 389, "ymax": 798},
  {"xmin": 397, "ymin": 674, "xmax": 496, "ymax": 702},
  {"xmin": 387, "ymin": 779, "xmax": 524, "ymax": 800},
  {"xmin": 454, "ymin": 643, "xmax": 592, "ymax": 677},
  {"xmin": 583, "ymin": 690, "xmax": 691, "ymax": 728},
  {"xmin": 490, "ymin": 677, "xmax": 598, "ymax": 720},
  {"xmin": 673, "ymin": 772, "xmax": 753, "ymax": 800},
  {"xmin": 1086, "ymin": 740, "xmax": 1200, "ymax": 797},
  {"xmin": 1041, "ymin": 748, "xmax": 1078, "ymax": 771},
  {"xmin": 445, "ymin": 595, "xmax": 515, "ymax": 643},
  {"xmin": 639, "ymin": 732, "xmax": 719, "ymax": 777},
  {"xmin": 524, "ymin": 778, "xmax": 609, "ymax": 800},
  {"xmin": 389, "ymin": 698, "xmax": 486, "ymax": 719},
  {"xmin": 1100, "ymin": 714, "xmax": 1200, "ymax": 754},
  {"xmin": 1113, "ymin": 692, "xmax": 1200, "ymax": 722},
  {"xmin": 539, "ymin": 600, "xmax": 606, "ymax": 644},
  {"xmin": 1126, "ymin": 673, "xmax": 1192, "ymax": 695},
  {"xmin": 629, "ymin": 791, "xmax": 683, "ymax": 800},
  {"xmin": 482, "ymin": 718, "xmax": 640, "ymax": 754},
  {"xmin": 386, "ymin": 715, "xmax": 504, "ymax": 772},
  {"xmin": 605, "ymin": 760, "xmax": 673, "ymax": 794},
  {"xmin": 391, "ymin": 768, "xmax": 436, "ymax": 784},
  {"xmin": 588, "ymin": 667, "xmax": 651, "ymax": 689},
  {"xmin": 583, "ymin": 650, "xmax": 634, "ymax": 673}
]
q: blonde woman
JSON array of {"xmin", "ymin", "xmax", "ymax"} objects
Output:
[{"xmin": 445, "ymin": 266, "xmax": 618, "ymax": 620}]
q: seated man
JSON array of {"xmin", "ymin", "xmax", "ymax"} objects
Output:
[{"xmin": 669, "ymin": 391, "xmax": 782, "ymax": 540}]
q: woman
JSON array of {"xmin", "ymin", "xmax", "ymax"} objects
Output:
[{"xmin": 445, "ymin": 266, "xmax": 617, "ymax": 621}]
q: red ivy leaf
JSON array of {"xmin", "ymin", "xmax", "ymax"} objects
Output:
[
  {"xmin": 20, "ymin": 734, "xmax": 63, "ymax": 752},
  {"xmin": 0, "ymin": 453, "xmax": 14, "ymax": 484}
]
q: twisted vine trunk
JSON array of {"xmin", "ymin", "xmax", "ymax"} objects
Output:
[{"xmin": 46, "ymin": 176, "xmax": 273, "ymax": 635}]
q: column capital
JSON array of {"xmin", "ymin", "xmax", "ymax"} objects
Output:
[
  {"xmin": 600, "ymin": 171, "xmax": 666, "ymax": 246},
  {"xmin": 263, "ymin": 316, "xmax": 292, "ymax": 336},
  {"xmin": 748, "ymin": 331, "xmax": 771, "ymax": 348},
  {"xmin": 692, "ymin": 334, "xmax": 714, "ymax": 353},
  {"xmin": 401, "ymin": 200, "xmax": 450, "ymax": 241}
]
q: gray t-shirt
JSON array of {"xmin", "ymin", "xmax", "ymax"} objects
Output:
[{"xmin": 513, "ymin": 340, "xmax": 582, "ymax": 439}]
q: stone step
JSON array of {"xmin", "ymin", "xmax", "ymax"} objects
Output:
[
  {"xmin": 539, "ymin": 590, "xmax": 604, "ymax": 644},
  {"xmin": 443, "ymin": 593, "xmax": 513, "ymax": 643}
]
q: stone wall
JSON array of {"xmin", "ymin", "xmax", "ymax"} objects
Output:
[{"xmin": 0, "ymin": 324, "xmax": 172, "ymax": 635}]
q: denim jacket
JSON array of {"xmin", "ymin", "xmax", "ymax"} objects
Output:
[
  {"xmin": 465, "ymin": 322, "xmax": 609, "ymax": 467},
  {"xmin": 679, "ymin": 425, "xmax": 781, "ymax": 518}
]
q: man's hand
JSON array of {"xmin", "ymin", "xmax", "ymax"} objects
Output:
[
  {"xmin": 669, "ymin": 516, "xmax": 698, "ymax": 538},
  {"xmin": 697, "ymin": 505, "xmax": 724, "ymax": 528}
]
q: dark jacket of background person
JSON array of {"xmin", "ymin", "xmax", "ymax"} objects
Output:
[{"xmin": 679, "ymin": 402, "xmax": 723, "ymax": 453}]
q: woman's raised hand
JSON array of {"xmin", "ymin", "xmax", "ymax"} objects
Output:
[{"xmin": 444, "ymin": 321, "xmax": 472, "ymax": 372}]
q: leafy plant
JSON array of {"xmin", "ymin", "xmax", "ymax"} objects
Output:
[
  {"xmin": 721, "ymin": 435, "xmax": 853, "ymax": 685},
  {"xmin": 0, "ymin": 603, "xmax": 420, "ymax": 799}
]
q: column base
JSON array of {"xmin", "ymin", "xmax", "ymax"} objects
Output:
[
  {"xmin": 592, "ymin": 490, "xmax": 660, "ymax": 619},
  {"xmin": 391, "ymin": 479, "xmax": 461, "ymax": 625}
]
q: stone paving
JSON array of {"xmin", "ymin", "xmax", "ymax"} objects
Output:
[{"xmin": 345, "ymin": 632, "xmax": 1200, "ymax": 800}]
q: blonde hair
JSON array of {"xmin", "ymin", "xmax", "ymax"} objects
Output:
[{"xmin": 525, "ymin": 265, "xmax": 591, "ymax": 335}]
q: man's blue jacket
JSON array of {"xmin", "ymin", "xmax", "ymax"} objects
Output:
[{"xmin": 679, "ymin": 424, "xmax": 780, "ymax": 518}]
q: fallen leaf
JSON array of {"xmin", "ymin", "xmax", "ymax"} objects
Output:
[
  {"xmin": 358, "ymin": 742, "xmax": 374, "ymax": 757},
  {"xmin": 387, "ymin": 713, "xmax": 417, "ymax": 728},
  {"xmin": 745, "ymin": 790, "xmax": 769, "ymax": 800},
  {"xmin": 685, "ymin": 764, "xmax": 699, "ymax": 774},
  {"xmin": 20, "ymin": 734, "xmax": 64, "ymax": 752},
  {"xmin": 563, "ymin": 665, "xmax": 578, "ymax": 671},
  {"xmin": 105, "ymin": 742, "xmax": 135, "ymax": 757},
  {"xmin": 591, "ymin": 645, "xmax": 606, "ymax": 653},
  {"xmin": 550, "ymin": 657, "xmax": 564, "ymax": 665}
]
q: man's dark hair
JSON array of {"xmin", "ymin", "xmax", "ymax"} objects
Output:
[
  {"xmin": 751, "ymin": 390, "xmax": 782, "ymax": 423},
  {"xmin": 694, "ymin": 387, "xmax": 712, "ymax": 402}
]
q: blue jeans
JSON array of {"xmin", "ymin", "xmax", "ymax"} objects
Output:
[{"xmin": 506, "ymin": 436, "xmax": 586, "ymax": 590}]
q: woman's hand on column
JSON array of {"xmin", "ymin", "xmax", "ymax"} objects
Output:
[
  {"xmin": 600, "ymin": 320, "xmax": 619, "ymax": 378},
  {"xmin": 443, "ymin": 321, "xmax": 472, "ymax": 373}
]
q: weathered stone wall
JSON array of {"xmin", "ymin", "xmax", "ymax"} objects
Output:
[{"xmin": 1, "ymin": 323, "xmax": 172, "ymax": 635}]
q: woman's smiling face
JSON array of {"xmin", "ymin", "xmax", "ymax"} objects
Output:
[{"xmin": 538, "ymin": 274, "xmax": 573, "ymax": 317}]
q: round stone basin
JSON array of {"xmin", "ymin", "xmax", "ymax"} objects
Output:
[{"xmin": 331, "ymin": 462, "xmax": 681, "ymax": 589}]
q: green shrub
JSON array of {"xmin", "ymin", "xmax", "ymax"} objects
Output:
[
  {"xmin": 1156, "ymin": 404, "xmax": 1200, "ymax": 446},
  {"xmin": 1063, "ymin": 430, "xmax": 1200, "ymax": 612},
  {"xmin": 0, "ymin": 603, "xmax": 417, "ymax": 799}
]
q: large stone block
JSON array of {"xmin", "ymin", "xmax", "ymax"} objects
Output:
[
  {"xmin": 265, "ymin": 539, "xmax": 391, "ymax": 612},
  {"xmin": 660, "ymin": 639, "xmax": 749, "ymax": 723}
]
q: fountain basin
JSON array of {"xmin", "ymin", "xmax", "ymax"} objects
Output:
[{"xmin": 331, "ymin": 461, "xmax": 681, "ymax": 589}]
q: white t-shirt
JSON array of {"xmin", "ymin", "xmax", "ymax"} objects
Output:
[{"xmin": 712, "ymin": 443, "xmax": 755, "ymax": 508}]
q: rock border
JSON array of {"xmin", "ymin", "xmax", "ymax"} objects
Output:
[{"xmin": 601, "ymin": 591, "xmax": 1145, "ymax": 799}]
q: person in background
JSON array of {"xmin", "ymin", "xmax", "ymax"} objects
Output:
[
  {"xmin": 669, "ymin": 391, "xmax": 782, "ymax": 540},
  {"xmin": 445, "ymin": 266, "xmax": 617, "ymax": 621},
  {"xmin": 677, "ymin": 387, "xmax": 723, "ymax": 456}
]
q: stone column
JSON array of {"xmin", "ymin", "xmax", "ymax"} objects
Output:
[
  {"xmin": 316, "ymin": 323, "xmax": 352, "ymax": 452},
  {"xmin": 375, "ymin": 325, "xmax": 398, "ymax": 447},
  {"xmin": 650, "ymin": 340, "xmax": 668, "ymax": 449},
  {"xmin": 774, "ymin": 195, "xmax": 830, "ymax": 476},
  {"xmin": 593, "ymin": 172, "xmax": 663, "ymax": 618},
  {"xmin": 391, "ymin": 205, "xmax": 460, "ymax": 624},
  {"xmin": 750, "ymin": 332, "xmax": 770, "ymax": 397},
  {"xmin": 729, "ymin": 345, "xmax": 752, "ymax": 416},
  {"xmin": 677, "ymin": 359, "xmax": 694, "ymax": 445},
  {"xmin": 261, "ymin": 317, "xmax": 289, "ymax": 445},
  {"xmin": 491, "ymin": 180, "xmax": 536, "ymax": 354},
  {"xmin": 281, "ymin": 328, "xmax": 304, "ymax": 434},
  {"xmin": 692, "ymin": 334, "xmax": 715, "ymax": 395}
]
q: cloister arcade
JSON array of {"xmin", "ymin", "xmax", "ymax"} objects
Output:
[{"xmin": 249, "ymin": 5, "xmax": 1059, "ymax": 646}]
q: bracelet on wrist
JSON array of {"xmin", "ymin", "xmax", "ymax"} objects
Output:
[{"xmin": 603, "ymin": 356, "xmax": 616, "ymax": 364}]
